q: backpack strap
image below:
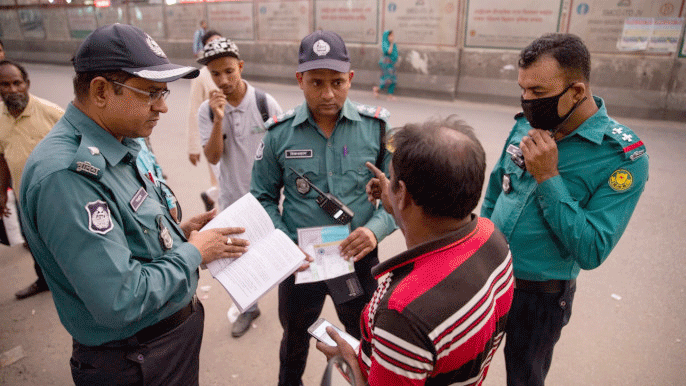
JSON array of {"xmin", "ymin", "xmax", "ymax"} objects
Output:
[{"xmin": 254, "ymin": 87, "xmax": 269, "ymax": 123}]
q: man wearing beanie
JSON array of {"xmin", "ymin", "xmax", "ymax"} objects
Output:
[
  {"xmin": 196, "ymin": 37, "xmax": 282, "ymax": 338},
  {"xmin": 19, "ymin": 23, "xmax": 249, "ymax": 385},
  {"xmin": 251, "ymin": 30, "xmax": 396, "ymax": 386}
]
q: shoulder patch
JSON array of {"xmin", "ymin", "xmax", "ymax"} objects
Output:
[
  {"xmin": 607, "ymin": 124, "xmax": 646, "ymax": 161},
  {"xmin": 354, "ymin": 103, "xmax": 390, "ymax": 121},
  {"xmin": 608, "ymin": 169, "xmax": 633, "ymax": 192},
  {"xmin": 265, "ymin": 108, "xmax": 296, "ymax": 130},
  {"xmin": 85, "ymin": 200, "xmax": 114, "ymax": 235}
]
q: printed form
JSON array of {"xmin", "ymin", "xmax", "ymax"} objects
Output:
[{"xmin": 296, "ymin": 225, "xmax": 354, "ymax": 284}]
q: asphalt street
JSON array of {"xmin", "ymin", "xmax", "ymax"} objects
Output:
[{"xmin": 1, "ymin": 63, "xmax": 685, "ymax": 385}]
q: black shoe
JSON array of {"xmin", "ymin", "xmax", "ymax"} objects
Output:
[
  {"xmin": 15, "ymin": 281, "xmax": 49, "ymax": 300},
  {"xmin": 200, "ymin": 192, "xmax": 215, "ymax": 212},
  {"xmin": 231, "ymin": 307, "xmax": 261, "ymax": 338}
]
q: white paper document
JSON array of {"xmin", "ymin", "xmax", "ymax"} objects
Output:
[
  {"xmin": 201, "ymin": 193, "xmax": 306, "ymax": 313},
  {"xmin": 295, "ymin": 225, "xmax": 354, "ymax": 284}
]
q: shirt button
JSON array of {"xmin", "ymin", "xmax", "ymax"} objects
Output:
[
  {"xmin": 329, "ymin": 171, "xmax": 333, "ymax": 176},
  {"xmin": 327, "ymin": 143, "xmax": 332, "ymax": 148},
  {"xmin": 137, "ymin": 354, "xmax": 144, "ymax": 361}
]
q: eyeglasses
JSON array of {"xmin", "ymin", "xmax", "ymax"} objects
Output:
[{"xmin": 111, "ymin": 81, "xmax": 170, "ymax": 104}]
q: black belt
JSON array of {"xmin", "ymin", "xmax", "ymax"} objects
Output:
[
  {"xmin": 135, "ymin": 299, "xmax": 194, "ymax": 343},
  {"xmin": 514, "ymin": 278, "xmax": 575, "ymax": 294}
]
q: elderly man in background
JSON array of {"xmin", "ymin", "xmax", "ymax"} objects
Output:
[{"xmin": 0, "ymin": 59, "xmax": 63, "ymax": 299}]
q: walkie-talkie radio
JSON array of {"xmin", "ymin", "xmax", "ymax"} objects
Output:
[{"xmin": 289, "ymin": 168, "xmax": 354, "ymax": 225}]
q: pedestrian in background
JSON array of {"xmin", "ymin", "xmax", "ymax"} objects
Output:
[
  {"xmin": 481, "ymin": 33, "xmax": 649, "ymax": 386},
  {"xmin": 251, "ymin": 30, "xmax": 396, "ymax": 386},
  {"xmin": 373, "ymin": 30, "xmax": 398, "ymax": 101},
  {"xmin": 192, "ymin": 20, "xmax": 208, "ymax": 58},
  {"xmin": 197, "ymin": 37, "xmax": 282, "ymax": 338},
  {"xmin": 0, "ymin": 60, "xmax": 63, "ymax": 300},
  {"xmin": 20, "ymin": 24, "xmax": 249, "ymax": 385},
  {"xmin": 187, "ymin": 29, "xmax": 222, "ymax": 211},
  {"xmin": 317, "ymin": 116, "xmax": 514, "ymax": 385}
]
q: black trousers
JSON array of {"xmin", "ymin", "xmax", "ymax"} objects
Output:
[
  {"xmin": 278, "ymin": 249, "xmax": 379, "ymax": 386},
  {"xmin": 504, "ymin": 281, "xmax": 576, "ymax": 386},
  {"xmin": 70, "ymin": 301, "xmax": 204, "ymax": 386}
]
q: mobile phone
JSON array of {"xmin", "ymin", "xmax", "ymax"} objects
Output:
[{"xmin": 308, "ymin": 318, "xmax": 360, "ymax": 351}]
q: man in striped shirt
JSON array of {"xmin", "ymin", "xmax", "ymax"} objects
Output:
[{"xmin": 317, "ymin": 117, "xmax": 514, "ymax": 385}]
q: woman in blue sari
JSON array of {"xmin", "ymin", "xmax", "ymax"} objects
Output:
[{"xmin": 373, "ymin": 30, "xmax": 398, "ymax": 100}]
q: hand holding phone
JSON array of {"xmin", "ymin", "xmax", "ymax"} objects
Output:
[{"xmin": 308, "ymin": 318, "xmax": 360, "ymax": 351}]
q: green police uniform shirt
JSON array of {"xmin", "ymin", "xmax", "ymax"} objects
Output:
[
  {"xmin": 481, "ymin": 96, "xmax": 649, "ymax": 281},
  {"xmin": 250, "ymin": 99, "xmax": 396, "ymax": 243},
  {"xmin": 20, "ymin": 104, "xmax": 201, "ymax": 346}
]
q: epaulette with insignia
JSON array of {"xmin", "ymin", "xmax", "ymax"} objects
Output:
[
  {"xmin": 265, "ymin": 108, "xmax": 296, "ymax": 130},
  {"xmin": 68, "ymin": 139, "xmax": 105, "ymax": 180},
  {"xmin": 354, "ymin": 102, "xmax": 390, "ymax": 121},
  {"xmin": 607, "ymin": 124, "xmax": 646, "ymax": 161}
]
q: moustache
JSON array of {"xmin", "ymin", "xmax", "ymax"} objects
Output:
[{"xmin": 3, "ymin": 93, "xmax": 28, "ymax": 110}]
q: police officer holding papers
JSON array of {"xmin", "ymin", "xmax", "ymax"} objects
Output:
[
  {"xmin": 250, "ymin": 30, "xmax": 396, "ymax": 386},
  {"xmin": 20, "ymin": 24, "xmax": 249, "ymax": 385}
]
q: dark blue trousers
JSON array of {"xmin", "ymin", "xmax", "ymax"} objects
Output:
[{"xmin": 504, "ymin": 281, "xmax": 576, "ymax": 386}]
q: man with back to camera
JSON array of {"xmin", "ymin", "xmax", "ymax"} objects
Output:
[
  {"xmin": 196, "ymin": 37, "xmax": 283, "ymax": 338},
  {"xmin": 19, "ymin": 24, "xmax": 251, "ymax": 385},
  {"xmin": 317, "ymin": 116, "xmax": 515, "ymax": 386},
  {"xmin": 480, "ymin": 33, "xmax": 649, "ymax": 385},
  {"xmin": 0, "ymin": 60, "xmax": 63, "ymax": 299},
  {"xmin": 187, "ymin": 29, "xmax": 222, "ymax": 211},
  {"xmin": 250, "ymin": 29, "xmax": 396, "ymax": 386}
]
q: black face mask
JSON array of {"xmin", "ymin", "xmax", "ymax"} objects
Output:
[{"xmin": 521, "ymin": 83, "xmax": 585, "ymax": 132}]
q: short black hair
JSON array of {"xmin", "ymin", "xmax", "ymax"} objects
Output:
[
  {"xmin": 519, "ymin": 33, "xmax": 591, "ymax": 82},
  {"xmin": 390, "ymin": 116, "xmax": 486, "ymax": 220},
  {"xmin": 0, "ymin": 60, "xmax": 29, "ymax": 82},
  {"xmin": 201, "ymin": 30, "xmax": 221, "ymax": 46},
  {"xmin": 73, "ymin": 70, "xmax": 133, "ymax": 103}
]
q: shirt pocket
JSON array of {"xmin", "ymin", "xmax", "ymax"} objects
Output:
[
  {"xmin": 503, "ymin": 156, "xmax": 526, "ymax": 181},
  {"xmin": 284, "ymin": 157, "xmax": 322, "ymax": 200},
  {"xmin": 127, "ymin": 190, "xmax": 169, "ymax": 260},
  {"xmin": 338, "ymin": 151, "xmax": 375, "ymax": 197}
]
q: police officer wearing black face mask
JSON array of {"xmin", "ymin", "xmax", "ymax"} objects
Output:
[{"xmin": 481, "ymin": 33, "xmax": 649, "ymax": 386}]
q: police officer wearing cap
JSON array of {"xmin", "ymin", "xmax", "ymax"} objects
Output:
[
  {"xmin": 20, "ymin": 24, "xmax": 249, "ymax": 385},
  {"xmin": 250, "ymin": 30, "xmax": 396, "ymax": 386},
  {"xmin": 481, "ymin": 33, "xmax": 649, "ymax": 386}
]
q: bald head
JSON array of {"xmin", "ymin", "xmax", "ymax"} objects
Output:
[{"xmin": 391, "ymin": 116, "xmax": 486, "ymax": 220}]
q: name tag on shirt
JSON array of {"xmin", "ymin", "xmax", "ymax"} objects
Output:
[
  {"xmin": 285, "ymin": 149, "xmax": 313, "ymax": 159},
  {"xmin": 130, "ymin": 187, "xmax": 149, "ymax": 212}
]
